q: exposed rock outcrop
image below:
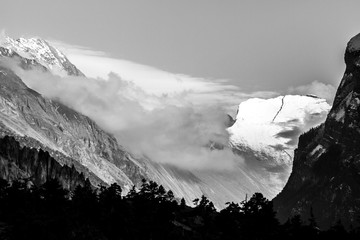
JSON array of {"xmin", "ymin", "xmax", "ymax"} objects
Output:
[{"xmin": 273, "ymin": 33, "xmax": 360, "ymax": 229}]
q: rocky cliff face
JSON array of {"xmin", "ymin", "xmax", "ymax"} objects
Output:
[
  {"xmin": 0, "ymin": 135, "xmax": 87, "ymax": 190},
  {"xmin": 273, "ymin": 33, "xmax": 360, "ymax": 229}
]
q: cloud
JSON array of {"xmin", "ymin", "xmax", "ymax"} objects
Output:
[
  {"xmin": 1, "ymin": 39, "xmax": 282, "ymax": 171},
  {"xmin": 288, "ymin": 80, "xmax": 336, "ymax": 104},
  {"xmin": 2, "ymin": 58, "xmax": 243, "ymax": 171},
  {"xmin": 48, "ymin": 39, "xmax": 108, "ymax": 57},
  {"xmin": 50, "ymin": 40, "xmax": 279, "ymax": 115},
  {"xmin": 50, "ymin": 40, "xmax": 234, "ymax": 95},
  {"xmin": 0, "ymin": 41, "xmax": 287, "ymax": 190},
  {"xmin": 0, "ymin": 30, "xmax": 7, "ymax": 44}
]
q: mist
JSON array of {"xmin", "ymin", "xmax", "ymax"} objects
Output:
[
  {"xmin": 288, "ymin": 81, "xmax": 336, "ymax": 104},
  {"xmin": 7, "ymin": 62, "xmax": 241, "ymax": 171}
]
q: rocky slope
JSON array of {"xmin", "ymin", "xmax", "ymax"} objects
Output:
[
  {"xmin": 273, "ymin": 33, "xmax": 360, "ymax": 229},
  {"xmin": 0, "ymin": 64, "xmax": 146, "ymax": 191}
]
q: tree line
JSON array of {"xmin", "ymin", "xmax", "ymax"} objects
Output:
[{"xmin": 0, "ymin": 177, "xmax": 358, "ymax": 240}]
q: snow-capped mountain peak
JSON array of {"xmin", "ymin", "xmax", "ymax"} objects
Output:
[
  {"xmin": 228, "ymin": 95, "xmax": 331, "ymax": 165},
  {"xmin": 0, "ymin": 35, "xmax": 84, "ymax": 77}
]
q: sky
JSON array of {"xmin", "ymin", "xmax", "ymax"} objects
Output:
[{"xmin": 2, "ymin": 0, "xmax": 360, "ymax": 102}]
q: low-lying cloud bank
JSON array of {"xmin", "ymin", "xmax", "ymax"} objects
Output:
[{"xmin": 5, "ymin": 60, "xmax": 242, "ymax": 171}]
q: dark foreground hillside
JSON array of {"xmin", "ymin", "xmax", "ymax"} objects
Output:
[{"xmin": 0, "ymin": 176, "xmax": 358, "ymax": 240}]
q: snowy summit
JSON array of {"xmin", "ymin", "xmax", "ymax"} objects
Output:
[
  {"xmin": 228, "ymin": 95, "xmax": 331, "ymax": 166},
  {"xmin": 0, "ymin": 35, "xmax": 84, "ymax": 76}
]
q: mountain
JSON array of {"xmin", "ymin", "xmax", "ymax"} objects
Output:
[
  {"xmin": 0, "ymin": 36, "xmax": 84, "ymax": 76},
  {"xmin": 0, "ymin": 35, "xmax": 331, "ymax": 208},
  {"xmin": 228, "ymin": 95, "xmax": 330, "ymax": 196},
  {"xmin": 229, "ymin": 95, "xmax": 330, "ymax": 166},
  {"xmin": 273, "ymin": 33, "xmax": 360, "ymax": 229}
]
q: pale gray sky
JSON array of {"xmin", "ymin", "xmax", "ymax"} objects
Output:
[{"xmin": 2, "ymin": 0, "xmax": 360, "ymax": 94}]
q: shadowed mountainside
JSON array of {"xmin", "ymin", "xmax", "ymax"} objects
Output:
[{"xmin": 274, "ymin": 33, "xmax": 360, "ymax": 229}]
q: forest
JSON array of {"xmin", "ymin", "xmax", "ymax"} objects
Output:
[{"xmin": 0, "ymin": 177, "xmax": 358, "ymax": 240}]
